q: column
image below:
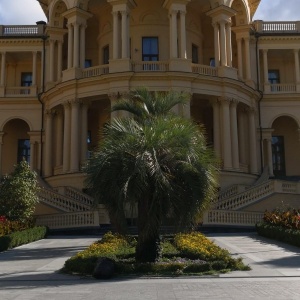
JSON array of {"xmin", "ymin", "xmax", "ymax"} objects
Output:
[
  {"xmin": 32, "ymin": 51, "xmax": 37, "ymax": 86},
  {"xmin": 70, "ymin": 100, "xmax": 80, "ymax": 172},
  {"xmin": 0, "ymin": 132, "xmax": 5, "ymax": 177},
  {"xmin": 248, "ymin": 108, "xmax": 258, "ymax": 174},
  {"xmin": 30, "ymin": 141, "xmax": 35, "ymax": 171},
  {"xmin": 67, "ymin": 23, "xmax": 73, "ymax": 68},
  {"xmin": 55, "ymin": 110, "xmax": 64, "ymax": 167},
  {"xmin": 112, "ymin": 11, "xmax": 119, "ymax": 59},
  {"xmin": 211, "ymin": 99, "xmax": 221, "ymax": 157},
  {"xmin": 226, "ymin": 22, "xmax": 232, "ymax": 67},
  {"xmin": 266, "ymin": 138, "xmax": 274, "ymax": 177},
  {"xmin": 237, "ymin": 38, "xmax": 243, "ymax": 78},
  {"xmin": 44, "ymin": 110, "xmax": 53, "ymax": 177},
  {"xmin": 220, "ymin": 98, "xmax": 232, "ymax": 169},
  {"xmin": 121, "ymin": 10, "xmax": 128, "ymax": 59},
  {"xmin": 213, "ymin": 23, "xmax": 220, "ymax": 67},
  {"xmin": 1, "ymin": 52, "xmax": 6, "ymax": 86},
  {"xmin": 170, "ymin": 10, "xmax": 178, "ymax": 58},
  {"xmin": 238, "ymin": 110, "xmax": 247, "ymax": 165},
  {"xmin": 219, "ymin": 20, "xmax": 227, "ymax": 67},
  {"xmin": 179, "ymin": 10, "xmax": 187, "ymax": 59},
  {"xmin": 57, "ymin": 40, "xmax": 63, "ymax": 79},
  {"xmin": 80, "ymin": 24, "xmax": 86, "ymax": 68},
  {"xmin": 81, "ymin": 102, "xmax": 89, "ymax": 163},
  {"xmin": 244, "ymin": 37, "xmax": 251, "ymax": 80},
  {"xmin": 294, "ymin": 49, "xmax": 300, "ymax": 82},
  {"xmin": 49, "ymin": 39, "xmax": 55, "ymax": 81},
  {"xmin": 230, "ymin": 100, "xmax": 239, "ymax": 170},
  {"xmin": 63, "ymin": 102, "xmax": 71, "ymax": 172},
  {"xmin": 73, "ymin": 22, "xmax": 80, "ymax": 68},
  {"xmin": 263, "ymin": 49, "xmax": 269, "ymax": 84}
]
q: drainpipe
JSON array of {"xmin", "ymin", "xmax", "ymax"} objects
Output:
[
  {"xmin": 254, "ymin": 30, "xmax": 264, "ymax": 173},
  {"xmin": 36, "ymin": 21, "xmax": 47, "ymax": 177}
]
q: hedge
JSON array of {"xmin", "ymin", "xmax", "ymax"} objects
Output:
[
  {"xmin": 0, "ymin": 226, "xmax": 48, "ymax": 252},
  {"xmin": 256, "ymin": 223, "xmax": 300, "ymax": 247}
]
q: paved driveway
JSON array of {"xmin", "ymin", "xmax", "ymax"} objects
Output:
[{"xmin": 0, "ymin": 233, "xmax": 300, "ymax": 300}]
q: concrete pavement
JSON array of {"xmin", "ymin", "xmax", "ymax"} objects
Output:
[{"xmin": 0, "ymin": 233, "xmax": 300, "ymax": 299}]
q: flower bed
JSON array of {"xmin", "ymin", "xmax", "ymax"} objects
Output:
[{"xmin": 64, "ymin": 231, "xmax": 249, "ymax": 277}]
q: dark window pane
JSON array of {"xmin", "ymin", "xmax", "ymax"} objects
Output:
[{"xmin": 18, "ymin": 139, "xmax": 30, "ymax": 164}]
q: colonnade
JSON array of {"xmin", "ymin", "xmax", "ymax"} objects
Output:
[{"xmin": 212, "ymin": 97, "xmax": 258, "ymax": 174}]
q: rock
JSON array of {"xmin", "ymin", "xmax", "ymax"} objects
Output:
[{"xmin": 93, "ymin": 257, "xmax": 115, "ymax": 279}]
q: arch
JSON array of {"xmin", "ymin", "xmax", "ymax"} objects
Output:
[
  {"xmin": 229, "ymin": 0, "xmax": 250, "ymax": 25},
  {"xmin": 1, "ymin": 117, "xmax": 33, "ymax": 132},
  {"xmin": 270, "ymin": 114, "xmax": 300, "ymax": 129},
  {"xmin": 139, "ymin": 10, "xmax": 161, "ymax": 24},
  {"xmin": 49, "ymin": 0, "xmax": 68, "ymax": 28}
]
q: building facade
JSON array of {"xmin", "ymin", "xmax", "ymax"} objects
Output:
[{"xmin": 0, "ymin": 0, "xmax": 299, "ymax": 227}]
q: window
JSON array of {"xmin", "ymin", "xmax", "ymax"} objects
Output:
[
  {"xmin": 268, "ymin": 70, "xmax": 280, "ymax": 84},
  {"xmin": 18, "ymin": 139, "xmax": 30, "ymax": 164},
  {"xmin": 142, "ymin": 37, "xmax": 158, "ymax": 61},
  {"xmin": 192, "ymin": 44, "xmax": 198, "ymax": 64},
  {"xmin": 21, "ymin": 72, "xmax": 32, "ymax": 87},
  {"xmin": 103, "ymin": 45, "xmax": 109, "ymax": 65},
  {"xmin": 272, "ymin": 136, "xmax": 285, "ymax": 177},
  {"xmin": 84, "ymin": 59, "xmax": 92, "ymax": 68},
  {"xmin": 209, "ymin": 58, "xmax": 215, "ymax": 67}
]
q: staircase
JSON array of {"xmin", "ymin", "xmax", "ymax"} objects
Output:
[{"xmin": 203, "ymin": 179, "xmax": 300, "ymax": 227}]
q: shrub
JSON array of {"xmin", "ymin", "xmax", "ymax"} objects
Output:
[
  {"xmin": 0, "ymin": 226, "xmax": 48, "ymax": 252},
  {"xmin": 263, "ymin": 209, "xmax": 300, "ymax": 230},
  {"xmin": 0, "ymin": 218, "xmax": 35, "ymax": 237}
]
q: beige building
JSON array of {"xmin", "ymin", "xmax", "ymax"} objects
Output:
[{"xmin": 0, "ymin": 0, "xmax": 299, "ymax": 228}]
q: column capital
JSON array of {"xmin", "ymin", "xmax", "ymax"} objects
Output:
[
  {"xmin": 45, "ymin": 108, "xmax": 54, "ymax": 116},
  {"xmin": 218, "ymin": 96, "xmax": 231, "ymax": 104},
  {"xmin": 262, "ymin": 49, "xmax": 268, "ymax": 54},
  {"xmin": 294, "ymin": 49, "xmax": 300, "ymax": 54},
  {"xmin": 210, "ymin": 98, "xmax": 220, "ymax": 106}
]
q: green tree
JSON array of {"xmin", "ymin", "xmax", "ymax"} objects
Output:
[
  {"xmin": 0, "ymin": 160, "xmax": 39, "ymax": 221},
  {"xmin": 85, "ymin": 88, "xmax": 218, "ymax": 262}
]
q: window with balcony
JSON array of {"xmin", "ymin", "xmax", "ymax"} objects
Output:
[
  {"xmin": 142, "ymin": 37, "xmax": 158, "ymax": 61},
  {"xmin": 103, "ymin": 45, "xmax": 109, "ymax": 65},
  {"xmin": 268, "ymin": 70, "xmax": 280, "ymax": 84},
  {"xmin": 192, "ymin": 44, "xmax": 198, "ymax": 64},
  {"xmin": 85, "ymin": 59, "xmax": 92, "ymax": 68},
  {"xmin": 18, "ymin": 139, "xmax": 30, "ymax": 164},
  {"xmin": 21, "ymin": 72, "xmax": 32, "ymax": 95}
]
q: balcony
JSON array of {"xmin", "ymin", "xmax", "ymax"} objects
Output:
[
  {"xmin": 254, "ymin": 20, "xmax": 300, "ymax": 34},
  {"xmin": 0, "ymin": 24, "xmax": 44, "ymax": 37}
]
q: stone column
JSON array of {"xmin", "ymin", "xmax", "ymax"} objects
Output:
[
  {"xmin": 226, "ymin": 22, "xmax": 232, "ymax": 67},
  {"xmin": 213, "ymin": 23, "xmax": 220, "ymax": 67},
  {"xmin": 44, "ymin": 110, "xmax": 53, "ymax": 177},
  {"xmin": 248, "ymin": 108, "xmax": 258, "ymax": 174},
  {"xmin": 55, "ymin": 110, "xmax": 64, "ymax": 167},
  {"xmin": 179, "ymin": 10, "xmax": 187, "ymax": 59},
  {"xmin": 121, "ymin": 10, "xmax": 129, "ymax": 59},
  {"xmin": 70, "ymin": 100, "xmax": 80, "ymax": 172},
  {"xmin": 0, "ymin": 52, "xmax": 5, "ymax": 86},
  {"xmin": 237, "ymin": 38, "xmax": 243, "ymax": 78},
  {"xmin": 211, "ymin": 99, "xmax": 221, "ymax": 157},
  {"xmin": 238, "ymin": 109, "xmax": 247, "ymax": 165},
  {"xmin": 266, "ymin": 137, "xmax": 274, "ymax": 177},
  {"xmin": 219, "ymin": 20, "xmax": 227, "ymax": 67},
  {"xmin": 57, "ymin": 40, "xmax": 63, "ymax": 79},
  {"xmin": 294, "ymin": 49, "xmax": 300, "ymax": 82},
  {"xmin": 67, "ymin": 23, "xmax": 73, "ymax": 69},
  {"xmin": 263, "ymin": 49, "xmax": 269, "ymax": 86},
  {"xmin": 32, "ymin": 51, "xmax": 37, "ymax": 86},
  {"xmin": 63, "ymin": 102, "xmax": 71, "ymax": 172},
  {"xmin": 73, "ymin": 22, "xmax": 80, "ymax": 68},
  {"xmin": 81, "ymin": 102, "xmax": 89, "ymax": 163},
  {"xmin": 49, "ymin": 39, "xmax": 55, "ymax": 81},
  {"xmin": 0, "ymin": 132, "xmax": 5, "ymax": 177},
  {"xmin": 170, "ymin": 10, "xmax": 178, "ymax": 58},
  {"xmin": 230, "ymin": 100, "xmax": 239, "ymax": 170},
  {"xmin": 112, "ymin": 11, "xmax": 119, "ymax": 59},
  {"xmin": 80, "ymin": 24, "xmax": 86, "ymax": 68},
  {"xmin": 244, "ymin": 37, "xmax": 251, "ymax": 80},
  {"xmin": 220, "ymin": 98, "xmax": 232, "ymax": 169}
]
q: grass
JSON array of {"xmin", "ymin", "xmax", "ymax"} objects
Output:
[{"xmin": 63, "ymin": 231, "xmax": 250, "ymax": 278}]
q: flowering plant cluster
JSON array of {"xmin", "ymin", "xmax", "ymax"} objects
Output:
[
  {"xmin": 0, "ymin": 218, "xmax": 34, "ymax": 237},
  {"xmin": 263, "ymin": 209, "xmax": 300, "ymax": 230},
  {"xmin": 173, "ymin": 231, "xmax": 231, "ymax": 261}
]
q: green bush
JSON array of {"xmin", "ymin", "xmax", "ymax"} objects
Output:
[
  {"xmin": 256, "ymin": 223, "xmax": 300, "ymax": 247},
  {"xmin": 0, "ymin": 226, "xmax": 48, "ymax": 252},
  {"xmin": 0, "ymin": 218, "xmax": 35, "ymax": 237}
]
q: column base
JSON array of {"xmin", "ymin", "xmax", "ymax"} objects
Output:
[
  {"xmin": 62, "ymin": 68, "xmax": 83, "ymax": 82},
  {"xmin": 169, "ymin": 58, "xmax": 191, "ymax": 72},
  {"xmin": 109, "ymin": 59, "xmax": 131, "ymax": 73},
  {"xmin": 217, "ymin": 66, "xmax": 238, "ymax": 80}
]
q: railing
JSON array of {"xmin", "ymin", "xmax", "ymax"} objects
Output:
[
  {"xmin": 203, "ymin": 210, "xmax": 264, "ymax": 226},
  {"xmin": 192, "ymin": 64, "xmax": 217, "ymax": 76},
  {"xmin": 269, "ymin": 83, "xmax": 296, "ymax": 93},
  {"xmin": 38, "ymin": 188, "xmax": 91, "ymax": 212},
  {"xmin": 5, "ymin": 87, "xmax": 34, "ymax": 96},
  {"xmin": 36, "ymin": 210, "xmax": 100, "ymax": 229},
  {"xmin": 82, "ymin": 65, "xmax": 109, "ymax": 78},
  {"xmin": 59, "ymin": 186, "xmax": 94, "ymax": 207},
  {"xmin": 0, "ymin": 25, "xmax": 44, "ymax": 36},
  {"xmin": 214, "ymin": 180, "xmax": 300, "ymax": 211},
  {"xmin": 132, "ymin": 61, "xmax": 169, "ymax": 72},
  {"xmin": 254, "ymin": 21, "xmax": 300, "ymax": 33}
]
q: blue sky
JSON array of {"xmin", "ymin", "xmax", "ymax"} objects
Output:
[{"xmin": 0, "ymin": 0, "xmax": 298, "ymax": 25}]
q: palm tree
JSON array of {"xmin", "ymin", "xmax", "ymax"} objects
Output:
[{"xmin": 85, "ymin": 89, "xmax": 218, "ymax": 262}]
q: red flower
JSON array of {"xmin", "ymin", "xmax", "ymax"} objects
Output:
[{"xmin": 0, "ymin": 216, "xmax": 6, "ymax": 223}]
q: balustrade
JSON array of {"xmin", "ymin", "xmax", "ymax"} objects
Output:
[
  {"xmin": 192, "ymin": 64, "xmax": 217, "ymax": 76},
  {"xmin": 132, "ymin": 61, "xmax": 169, "ymax": 72}
]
